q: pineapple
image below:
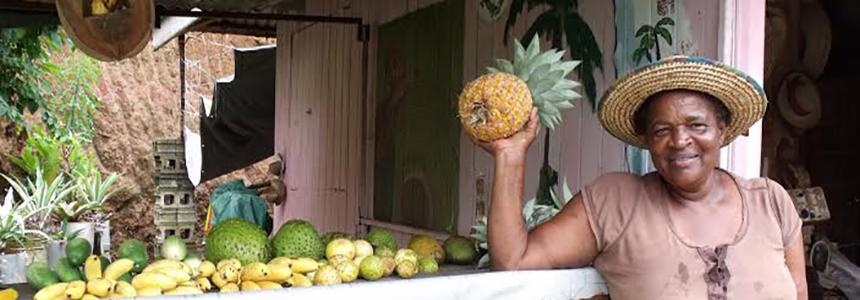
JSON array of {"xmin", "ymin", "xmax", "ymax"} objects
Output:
[{"xmin": 458, "ymin": 34, "xmax": 581, "ymax": 141}]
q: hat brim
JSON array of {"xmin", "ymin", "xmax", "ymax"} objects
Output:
[{"xmin": 598, "ymin": 56, "xmax": 767, "ymax": 149}]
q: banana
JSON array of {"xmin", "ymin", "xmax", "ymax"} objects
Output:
[
  {"xmin": 155, "ymin": 268, "xmax": 191, "ymax": 284},
  {"xmin": 131, "ymin": 272, "xmax": 178, "ymax": 290},
  {"xmin": 86, "ymin": 279, "xmax": 115, "ymax": 298},
  {"xmin": 210, "ymin": 270, "xmax": 228, "ymax": 288},
  {"xmin": 33, "ymin": 282, "xmax": 69, "ymax": 300},
  {"xmin": 219, "ymin": 283, "xmax": 239, "ymax": 293},
  {"xmin": 90, "ymin": 0, "xmax": 108, "ymax": 15},
  {"xmin": 135, "ymin": 287, "xmax": 162, "ymax": 297},
  {"xmin": 255, "ymin": 281, "xmax": 283, "ymax": 290},
  {"xmin": 84, "ymin": 255, "xmax": 102, "ymax": 281},
  {"xmin": 240, "ymin": 281, "xmax": 260, "ymax": 291},
  {"xmin": 286, "ymin": 273, "xmax": 313, "ymax": 288},
  {"xmin": 196, "ymin": 277, "xmax": 212, "ymax": 291},
  {"xmin": 240, "ymin": 262, "xmax": 270, "ymax": 282},
  {"xmin": 143, "ymin": 260, "xmax": 192, "ymax": 276},
  {"xmin": 216, "ymin": 259, "xmax": 241, "ymax": 272},
  {"xmin": 221, "ymin": 266, "xmax": 240, "ymax": 283},
  {"xmin": 64, "ymin": 281, "xmax": 86, "ymax": 300},
  {"xmin": 266, "ymin": 263, "xmax": 293, "ymax": 283},
  {"xmin": 290, "ymin": 257, "xmax": 319, "ymax": 274},
  {"xmin": 80, "ymin": 294, "xmax": 99, "ymax": 300},
  {"xmin": 103, "ymin": 259, "xmax": 134, "ymax": 281},
  {"xmin": 179, "ymin": 280, "xmax": 199, "ymax": 288},
  {"xmin": 114, "ymin": 281, "xmax": 136, "ymax": 297},
  {"xmin": 164, "ymin": 286, "xmax": 203, "ymax": 295},
  {"xmin": 198, "ymin": 261, "xmax": 216, "ymax": 278},
  {"xmin": 269, "ymin": 257, "xmax": 292, "ymax": 266}
]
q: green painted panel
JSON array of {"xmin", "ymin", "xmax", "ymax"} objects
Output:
[{"xmin": 373, "ymin": 0, "xmax": 464, "ymax": 233}]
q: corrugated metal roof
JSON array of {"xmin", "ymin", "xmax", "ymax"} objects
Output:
[
  {"xmin": 155, "ymin": 0, "xmax": 303, "ymax": 14},
  {"xmin": 155, "ymin": 0, "xmax": 305, "ymax": 37}
]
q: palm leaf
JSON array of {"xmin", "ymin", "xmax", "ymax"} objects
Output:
[
  {"xmin": 656, "ymin": 17, "xmax": 675, "ymax": 27},
  {"xmin": 522, "ymin": 10, "xmax": 561, "ymax": 49},
  {"xmin": 635, "ymin": 25, "xmax": 653, "ymax": 37},
  {"xmin": 564, "ymin": 13, "xmax": 603, "ymax": 108},
  {"xmin": 655, "ymin": 27, "xmax": 673, "ymax": 45},
  {"xmin": 503, "ymin": 0, "xmax": 529, "ymax": 45}
]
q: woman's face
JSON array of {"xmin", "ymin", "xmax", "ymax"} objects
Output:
[{"xmin": 642, "ymin": 90, "xmax": 726, "ymax": 190}]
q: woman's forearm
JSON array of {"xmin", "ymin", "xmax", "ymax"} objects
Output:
[{"xmin": 487, "ymin": 151, "xmax": 529, "ymax": 270}]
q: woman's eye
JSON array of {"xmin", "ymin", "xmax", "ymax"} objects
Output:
[
  {"xmin": 653, "ymin": 128, "xmax": 670, "ymax": 136},
  {"xmin": 691, "ymin": 123, "xmax": 708, "ymax": 130}
]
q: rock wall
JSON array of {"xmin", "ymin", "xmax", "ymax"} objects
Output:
[{"xmin": 90, "ymin": 33, "xmax": 276, "ymax": 253}]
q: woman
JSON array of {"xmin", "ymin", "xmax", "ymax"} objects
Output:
[{"xmin": 477, "ymin": 57, "xmax": 807, "ymax": 299}]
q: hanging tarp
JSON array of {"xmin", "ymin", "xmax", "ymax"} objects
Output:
[{"xmin": 197, "ymin": 44, "xmax": 275, "ymax": 182}]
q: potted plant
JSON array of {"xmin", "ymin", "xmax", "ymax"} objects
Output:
[
  {"xmin": 3, "ymin": 169, "xmax": 75, "ymax": 270},
  {"xmin": 61, "ymin": 167, "xmax": 122, "ymax": 253},
  {"xmin": 0, "ymin": 183, "xmax": 56, "ymax": 284}
]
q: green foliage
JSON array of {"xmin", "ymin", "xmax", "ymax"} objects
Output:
[
  {"xmin": 504, "ymin": 0, "xmax": 603, "ymax": 109},
  {"xmin": 5, "ymin": 126, "xmax": 64, "ymax": 182},
  {"xmin": 0, "ymin": 27, "xmax": 101, "ymax": 141},
  {"xmin": 633, "ymin": 17, "xmax": 675, "ymax": 64},
  {"xmin": 0, "ymin": 27, "xmax": 62, "ymax": 124},
  {"xmin": 471, "ymin": 178, "xmax": 573, "ymax": 268}
]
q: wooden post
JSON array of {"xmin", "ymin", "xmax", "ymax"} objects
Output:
[{"xmin": 718, "ymin": 0, "xmax": 765, "ymax": 178}]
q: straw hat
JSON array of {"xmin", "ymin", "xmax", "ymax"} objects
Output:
[
  {"xmin": 56, "ymin": 0, "xmax": 154, "ymax": 62},
  {"xmin": 799, "ymin": 0, "xmax": 832, "ymax": 78},
  {"xmin": 598, "ymin": 56, "xmax": 768, "ymax": 149},
  {"xmin": 777, "ymin": 72, "xmax": 821, "ymax": 129}
]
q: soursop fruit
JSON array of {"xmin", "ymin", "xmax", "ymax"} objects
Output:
[
  {"xmin": 205, "ymin": 218, "xmax": 271, "ymax": 265},
  {"xmin": 366, "ymin": 228, "xmax": 398, "ymax": 251},
  {"xmin": 271, "ymin": 219, "xmax": 325, "ymax": 260}
]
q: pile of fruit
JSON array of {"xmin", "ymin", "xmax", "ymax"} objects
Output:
[{"xmin": 26, "ymin": 218, "xmax": 479, "ymax": 298}]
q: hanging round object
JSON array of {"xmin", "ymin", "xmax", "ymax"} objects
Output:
[
  {"xmin": 764, "ymin": 3, "xmax": 788, "ymax": 81},
  {"xmin": 798, "ymin": 0, "xmax": 831, "ymax": 78},
  {"xmin": 56, "ymin": 0, "xmax": 154, "ymax": 62},
  {"xmin": 478, "ymin": 0, "xmax": 509, "ymax": 23},
  {"xmin": 777, "ymin": 72, "xmax": 822, "ymax": 129}
]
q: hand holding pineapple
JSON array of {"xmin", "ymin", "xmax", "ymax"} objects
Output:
[{"xmin": 469, "ymin": 108, "xmax": 540, "ymax": 157}]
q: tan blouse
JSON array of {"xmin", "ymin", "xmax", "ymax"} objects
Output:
[{"xmin": 580, "ymin": 171, "xmax": 801, "ymax": 300}]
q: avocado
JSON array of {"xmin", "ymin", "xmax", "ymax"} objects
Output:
[
  {"xmin": 54, "ymin": 257, "xmax": 83, "ymax": 282},
  {"xmin": 65, "ymin": 238, "xmax": 92, "ymax": 266},
  {"xmin": 25, "ymin": 262, "xmax": 59, "ymax": 290},
  {"xmin": 118, "ymin": 239, "xmax": 149, "ymax": 273}
]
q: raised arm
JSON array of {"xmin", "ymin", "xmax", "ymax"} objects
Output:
[{"xmin": 473, "ymin": 109, "xmax": 599, "ymax": 271}]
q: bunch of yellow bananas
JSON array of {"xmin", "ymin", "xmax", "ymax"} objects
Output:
[
  {"xmin": 89, "ymin": 0, "xmax": 118, "ymax": 16},
  {"xmin": 33, "ymin": 256, "xmax": 135, "ymax": 300}
]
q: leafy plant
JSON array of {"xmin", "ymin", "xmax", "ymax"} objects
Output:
[
  {"xmin": 0, "ymin": 188, "xmax": 52, "ymax": 251},
  {"xmin": 633, "ymin": 17, "xmax": 675, "ymax": 64},
  {"xmin": 1, "ymin": 169, "xmax": 73, "ymax": 239},
  {"xmin": 471, "ymin": 178, "xmax": 573, "ymax": 268},
  {"xmin": 64, "ymin": 170, "xmax": 122, "ymax": 222},
  {"xmin": 0, "ymin": 27, "xmax": 63, "ymax": 125},
  {"xmin": 5, "ymin": 126, "xmax": 64, "ymax": 182},
  {"xmin": 1, "ymin": 27, "xmax": 101, "ymax": 141},
  {"xmin": 40, "ymin": 47, "xmax": 102, "ymax": 142}
]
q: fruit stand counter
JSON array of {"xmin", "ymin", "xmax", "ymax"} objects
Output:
[{"xmin": 11, "ymin": 266, "xmax": 607, "ymax": 300}]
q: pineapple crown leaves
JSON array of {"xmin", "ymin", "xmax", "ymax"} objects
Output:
[
  {"xmin": 487, "ymin": 35, "xmax": 582, "ymax": 130},
  {"xmin": 471, "ymin": 177, "xmax": 574, "ymax": 269}
]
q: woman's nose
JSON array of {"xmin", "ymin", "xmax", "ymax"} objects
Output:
[{"xmin": 669, "ymin": 127, "xmax": 691, "ymax": 148}]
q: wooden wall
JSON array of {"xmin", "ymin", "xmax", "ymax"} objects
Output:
[{"xmin": 273, "ymin": 0, "xmax": 626, "ymax": 238}]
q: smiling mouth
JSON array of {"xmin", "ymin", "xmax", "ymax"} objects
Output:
[{"xmin": 669, "ymin": 154, "xmax": 699, "ymax": 167}]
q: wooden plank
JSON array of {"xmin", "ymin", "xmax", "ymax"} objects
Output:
[{"xmin": 457, "ymin": 0, "xmax": 478, "ymax": 236}]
